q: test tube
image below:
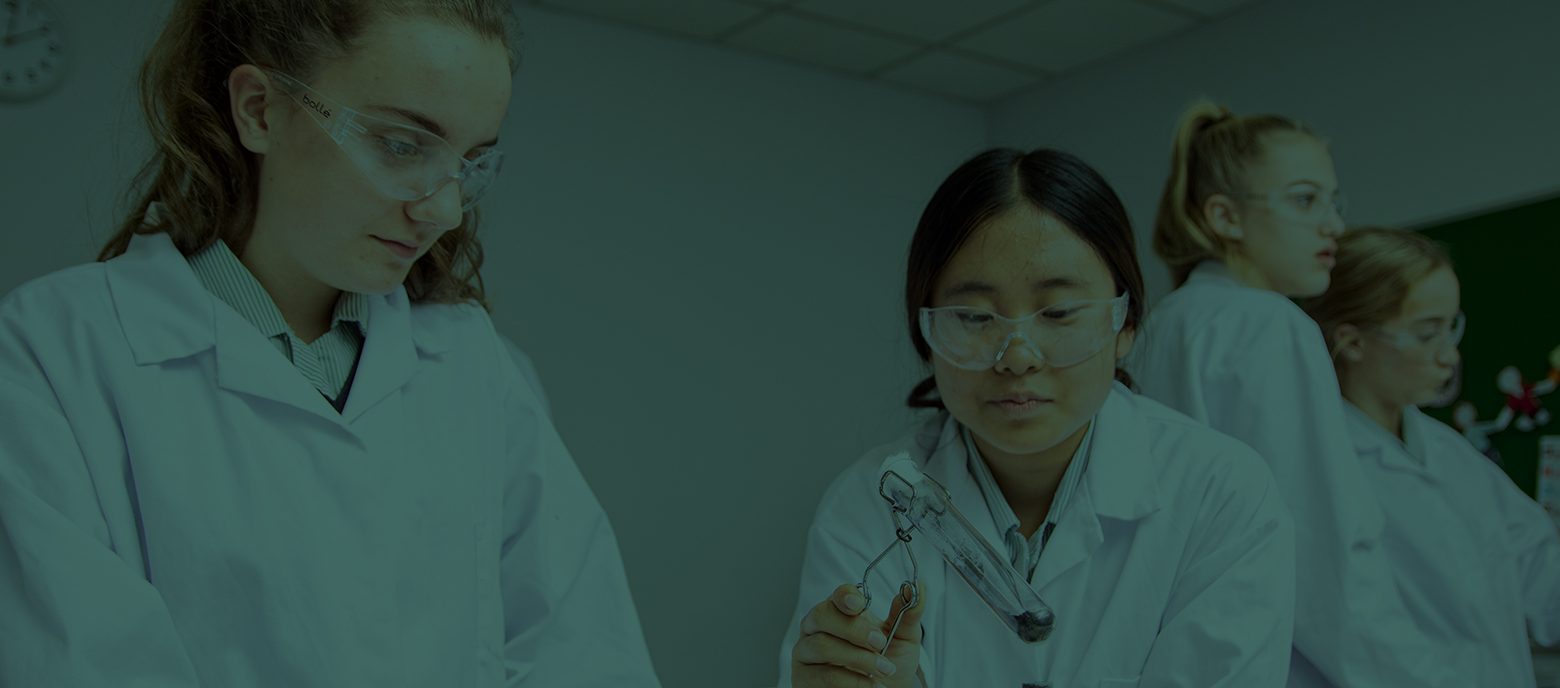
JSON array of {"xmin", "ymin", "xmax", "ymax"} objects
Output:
[{"xmin": 879, "ymin": 452, "xmax": 1055, "ymax": 643}]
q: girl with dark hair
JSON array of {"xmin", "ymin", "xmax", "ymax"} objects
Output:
[{"xmin": 778, "ymin": 148, "xmax": 1295, "ymax": 687}]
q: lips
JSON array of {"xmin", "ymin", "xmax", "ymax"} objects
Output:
[
  {"xmin": 375, "ymin": 236, "xmax": 418, "ymax": 250},
  {"xmin": 1316, "ymin": 246, "xmax": 1337, "ymax": 269},
  {"xmin": 992, "ymin": 392, "xmax": 1052, "ymax": 404},
  {"xmin": 374, "ymin": 235, "xmax": 420, "ymax": 260}
]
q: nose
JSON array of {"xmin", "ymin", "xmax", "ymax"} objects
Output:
[
  {"xmin": 993, "ymin": 333, "xmax": 1044, "ymax": 375},
  {"xmin": 1320, "ymin": 206, "xmax": 1345, "ymax": 237},
  {"xmin": 405, "ymin": 178, "xmax": 464, "ymax": 232},
  {"xmin": 1437, "ymin": 342, "xmax": 1461, "ymax": 368}
]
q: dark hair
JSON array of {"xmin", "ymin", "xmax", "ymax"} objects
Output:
[{"xmin": 904, "ymin": 148, "xmax": 1146, "ymax": 410}]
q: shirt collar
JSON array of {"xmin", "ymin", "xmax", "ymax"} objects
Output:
[
  {"xmin": 963, "ymin": 418, "xmax": 1096, "ymax": 549},
  {"xmin": 186, "ymin": 238, "xmax": 368, "ymax": 340}
]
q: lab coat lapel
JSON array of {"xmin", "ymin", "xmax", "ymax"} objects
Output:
[
  {"xmin": 925, "ymin": 414, "xmax": 1016, "ymax": 556},
  {"xmin": 107, "ymin": 233, "xmax": 342, "ymax": 425},
  {"xmin": 1028, "ymin": 488, "xmax": 1104, "ymax": 594},
  {"xmin": 338, "ymin": 289, "xmax": 421, "ymax": 425},
  {"xmin": 1031, "ymin": 386, "xmax": 1161, "ymax": 594},
  {"xmin": 107, "ymin": 232, "xmax": 440, "ymax": 431},
  {"xmin": 1345, "ymin": 402, "xmax": 1434, "ymax": 481},
  {"xmin": 1401, "ymin": 407, "xmax": 1446, "ymax": 479},
  {"xmin": 212, "ymin": 303, "xmax": 349, "ymax": 426}
]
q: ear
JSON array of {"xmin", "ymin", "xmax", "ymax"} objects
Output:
[
  {"xmin": 1331, "ymin": 323, "xmax": 1365, "ymax": 363},
  {"xmin": 229, "ymin": 64, "xmax": 282, "ymax": 155},
  {"xmin": 1202, "ymin": 193, "xmax": 1243, "ymax": 241}
]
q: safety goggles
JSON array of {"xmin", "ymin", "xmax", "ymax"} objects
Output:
[
  {"xmin": 267, "ymin": 70, "xmax": 503, "ymax": 211},
  {"xmin": 1371, "ymin": 311, "xmax": 1465, "ymax": 353},
  {"xmin": 1241, "ymin": 186, "xmax": 1347, "ymax": 221},
  {"xmin": 919, "ymin": 292, "xmax": 1129, "ymax": 371}
]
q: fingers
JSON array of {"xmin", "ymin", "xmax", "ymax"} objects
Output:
[
  {"xmin": 793, "ymin": 631, "xmax": 900, "ymax": 681},
  {"xmin": 791, "ymin": 663, "xmax": 888, "ymax": 688},
  {"xmin": 792, "ymin": 584, "xmax": 902, "ymax": 686},
  {"xmin": 831, "ymin": 583, "xmax": 867, "ymax": 616},
  {"xmin": 883, "ymin": 582, "xmax": 926, "ymax": 643},
  {"xmin": 799, "ymin": 587, "xmax": 890, "ymax": 653}
]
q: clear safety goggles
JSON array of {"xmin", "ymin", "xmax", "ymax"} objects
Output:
[
  {"xmin": 919, "ymin": 292, "xmax": 1129, "ymax": 371},
  {"xmin": 267, "ymin": 70, "xmax": 503, "ymax": 211},
  {"xmin": 1240, "ymin": 186, "xmax": 1347, "ymax": 221},
  {"xmin": 1372, "ymin": 311, "xmax": 1465, "ymax": 352}
]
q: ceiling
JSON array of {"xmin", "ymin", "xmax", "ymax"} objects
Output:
[{"xmin": 519, "ymin": 0, "xmax": 1266, "ymax": 103}]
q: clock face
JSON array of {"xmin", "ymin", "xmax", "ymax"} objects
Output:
[{"xmin": 0, "ymin": 0, "xmax": 65, "ymax": 102}]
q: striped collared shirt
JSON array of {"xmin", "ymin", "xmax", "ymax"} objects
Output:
[
  {"xmin": 963, "ymin": 419, "xmax": 1095, "ymax": 583},
  {"xmin": 186, "ymin": 240, "xmax": 368, "ymax": 401}
]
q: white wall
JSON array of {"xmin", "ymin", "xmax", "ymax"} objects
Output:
[
  {"xmin": 987, "ymin": 0, "xmax": 1560, "ymax": 304},
  {"xmin": 0, "ymin": 4, "xmax": 986, "ymax": 687},
  {"xmin": 1, "ymin": 1, "xmax": 160, "ymax": 298},
  {"xmin": 491, "ymin": 8, "xmax": 985, "ymax": 686}
]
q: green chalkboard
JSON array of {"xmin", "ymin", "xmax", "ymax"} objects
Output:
[{"xmin": 1418, "ymin": 194, "xmax": 1560, "ymax": 499}]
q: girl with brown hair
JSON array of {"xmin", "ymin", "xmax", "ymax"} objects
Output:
[
  {"xmin": 0, "ymin": 1, "xmax": 659, "ymax": 685},
  {"xmin": 1302, "ymin": 227, "xmax": 1560, "ymax": 686}
]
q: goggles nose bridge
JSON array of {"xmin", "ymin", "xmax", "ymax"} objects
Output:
[{"xmin": 993, "ymin": 329, "xmax": 1045, "ymax": 367}]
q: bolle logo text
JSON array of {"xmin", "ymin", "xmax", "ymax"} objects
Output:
[{"xmin": 301, "ymin": 93, "xmax": 331, "ymax": 119}]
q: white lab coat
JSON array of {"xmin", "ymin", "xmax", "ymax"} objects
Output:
[
  {"xmin": 500, "ymin": 334, "xmax": 551, "ymax": 419},
  {"xmin": 0, "ymin": 233, "xmax": 660, "ymax": 687},
  {"xmin": 778, "ymin": 384, "xmax": 1296, "ymax": 688},
  {"xmin": 1345, "ymin": 403, "xmax": 1560, "ymax": 685},
  {"xmin": 1130, "ymin": 260, "xmax": 1464, "ymax": 687}
]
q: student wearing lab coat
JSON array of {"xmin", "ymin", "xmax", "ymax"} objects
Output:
[
  {"xmin": 1299, "ymin": 227, "xmax": 1560, "ymax": 686},
  {"xmin": 1130, "ymin": 102, "xmax": 1464, "ymax": 686},
  {"xmin": 0, "ymin": 1, "xmax": 658, "ymax": 685},
  {"xmin": 780, "ymin": 148, "xmax": 1296, "ymax": 688}
]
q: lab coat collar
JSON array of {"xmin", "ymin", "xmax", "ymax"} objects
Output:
[
  {"xmin": 921, "ymin": 415, "xmax": 1004, "ymax": 548},
  {"xmin": 105, "ymin": 232, "xmax": 219, "ymax": 366},
  {"xmin": 1186, "ymin": 260, "xmax": 1239, "ymax": 287},
  {"xmin": 105, "ymin": 232, "xmax": 452, "ymax": 424},
  {"xmin": 1085, "ymin": 383, "xmax": 1165, "ymax": 521},
  {"xmin": 1344, "ymin": 401, "xmax": 1438, "ymax": 480},
  {"xmin": 1025, "ymin": 385, "xmax": 1164, "ymax": 591},
  {"xmin": 919, "ymin": 384, "xmax": 1161, "ymax": 593}
]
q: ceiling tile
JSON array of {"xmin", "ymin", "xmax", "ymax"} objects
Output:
[
  {"xmin": 880, "ymin": 49, "xmax": 1044, "ymax": 102},
  {"xmin": 535, "ymin": 0, "xmax": 765, "ymax": 39},
  {"xmin": 956, "ymin": 0, "xmax": 1194, "ymax": 72},
  {"xmin": 792, "ymin": 0, "xmax": 1034, "ymax": 42},
  {"xmin": 1145, "ymin": 0, "xmax": 1256, "ymax": 17},
  {"xmin": 723, "ymin": 11, "xmax": 923, "ymax": 74}
]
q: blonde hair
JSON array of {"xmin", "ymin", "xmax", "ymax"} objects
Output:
[
  {"xmin": 1153, "ymin": 100, "xmax": 1317, "ymax": 286},
  {"xmin": 1300, "ymin": 226, "xmax": 1452, "ymax": 358},
  {"xmin": 99, "ymin": 0, "xmax": 520, "ymax": 308}
]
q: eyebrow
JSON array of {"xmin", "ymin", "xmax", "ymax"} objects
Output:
[
  {"xmin": 939, "ymin": 276, "xmax": 1084, "ymax": 299},
  {"xmin": 366, "ymin": 104, "xmax": 501, "ymax": 148},
  {"xmin": 1283, "ymin": 179, "xmax": 1342, "ymax": 192}
]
